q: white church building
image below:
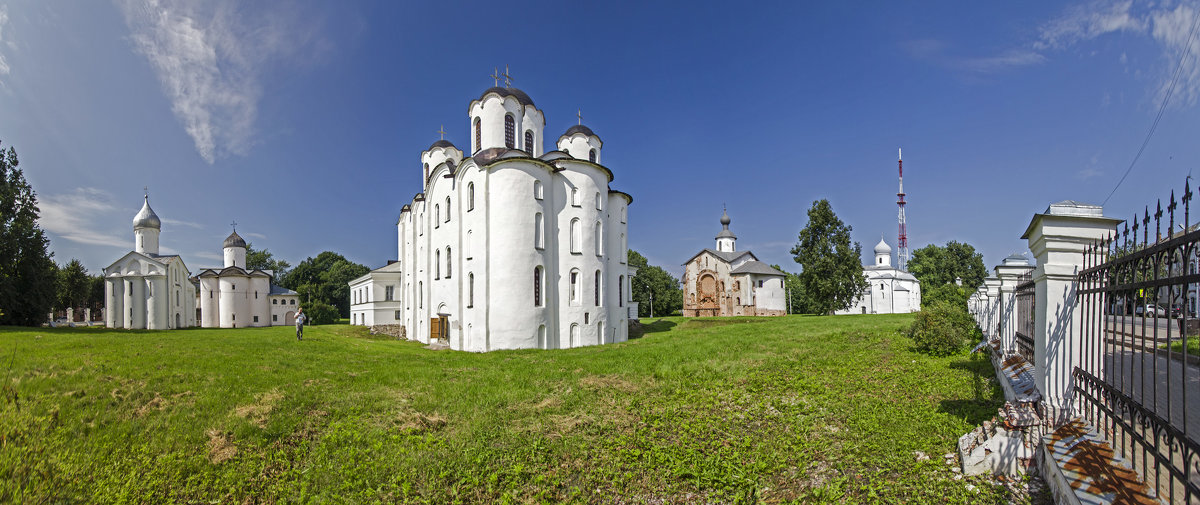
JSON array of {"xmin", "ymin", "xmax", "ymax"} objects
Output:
[
  {"xmin": 103, "ymin": 196, "xmax": 198, "ymax": 329},
  {"xmin": 350, "ymin": 81, "xmax": 636, "ymax": 351},
  {"xmin": 193, "ymin": 230, "xmax": 300, "ymax": 328},
  {"xmin": 836, "ymin": 237, "xmax": 922, "ymax": 315}
]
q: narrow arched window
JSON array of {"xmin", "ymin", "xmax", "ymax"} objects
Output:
[
  {"xmin": 434, "ymin": 204, "xmax": 440, "ymax": 228},
  {"xmin": 534, "ymin": 266, "xmax": 543, "ymax": 306},
  {"xmin": 595, "ymin": 193, "xmax": 602, "ymax": 210},
  {"xmin": 571, "ymin": 188, "xmax": 580, "ymax": 206},
  {"xmin": 424, "ymin": 163, "xmax": 429, "ymax": 182},
  {"xmin": 504, "ymin": 114, "xmax": 515, "ymax": 148},
  {"xmin": 435, "ymin": 249, "xmax": 441, "ymax": 279},
  {"xmin": 571, "ymin": 218, "xmax": 581, "ymax": 253},
  {"xmin": 595, "ymin": 269, "xmax": 601, "ymax": 306},
  {"xmin": 468, "ymin": 273, "xmax": 475, "ymax": 308},
  {"xmin": 535, "ymin": 213, "xmax": 544, "ymax": 249},
  {"xmin": 589, "ymin": 149, "xmax": 596, "ymax": 163},
  {"xmin": 467, "ymin": 182, "xmax": 475, "ymax": 211},
  {"xmin": 466, "ymin": 230, "xmax": 473, "ymax": 259},
  {"xmin": 524, "ymin": 130, "xmax": 534, "ymax": 153},
  {"xmin": 533, "ymin": 180, "xmax": 543, "ymax": 200},
  {"xmin": 474, "ymin": 117, "xmax": 481, "ymax": 152},
  {"xmin": 595, "ymin": 221, "xmax": 603, "ymax": 256},
  {"xmin": 445, "ymin": 196, "xmax": 451, "ymax": 222},
  {"xmin": 419, "ymin": 281, "xmax": 423, "ymax": 308},
  {"xmin": 570, "ymin": 269, "xmax": 580, "ymax": 305},
  {"xmin": 446, "ymin": 247, "xmax": 452, "ymax": 278},
  {"xmin": 618, "ymin": 276, "xmax": 624, "ymax": 307}
]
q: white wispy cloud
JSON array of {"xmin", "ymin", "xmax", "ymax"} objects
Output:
[
  {"xmin": 958, "ymin": 50, "xmax": 1047, "ymax": 73},
  {"xmin": 192, "ymin": 251, "xmax": 222, "ymax": 261},
  {"xmin": 1033, "ymin": 0, "xmax": 1145, "ymax": 50},
  {"xmin": 161, "ymin": 217, "xmax": 203, "ymax": 228},
  {"xmin": 116, "ymin": 0, "xmax": 322, "ymax": 163},
  {"xmin": 38, "ymin": 188, "xmax": 129, "ymax": 248},
  {"xmin": 0, "ymin": 4, "xmax": 11, "ymax": 82},
  {"xmin": 241, "ymin": 231, "xmax": 267, "ymax": 240}
]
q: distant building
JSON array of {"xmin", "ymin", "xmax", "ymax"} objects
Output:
[
  {"xmin": 681, "ymin": 209, "xmax": 786, "ymax": 317},
  {"xmin": 103, "ymin": 195, "xmax": 197, "ymax": 329},
  {"xmin": 836, "ymin": 237, "xmax": 921, "ymax": 315},
  {"xmin": 192, "ymin": 230, "xmax": 299, "ymax": 328}
]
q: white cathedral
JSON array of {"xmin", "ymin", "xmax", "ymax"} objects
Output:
[
  {"xmin": 350, "ymin": 82, "xmax": 636, "ymax": 351},
  {"xmin": 193, "ymin": 230, "xmax": 300, "ymax": 328},
  {"xmin": 104, "ymin": 196, "xmax": 198, "ymax": 329},
  {"xmin": 836, "ymin": 237, "xmax": 922, "ymax": 315}
]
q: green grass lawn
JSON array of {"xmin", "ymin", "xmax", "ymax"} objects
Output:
[{"xmin": 0, "ymin": 315, "xmax": 1013, "ymax": 504}]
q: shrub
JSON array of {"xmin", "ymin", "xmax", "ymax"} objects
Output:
[
  {"xmin": 908, "ymin": 301, "xmax": 980, "ymax": 356},
  {"xmin": 301, "ymin": 301, "xmax": 339, "ymax": 325}
]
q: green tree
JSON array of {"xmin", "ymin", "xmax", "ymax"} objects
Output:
[
  {"xmin": 246, "ymin": 243, "xmax": 290, "ymax": 283},
  {"xmin": 770, "ymin": 264, "xmax": 806, "ymax": 314},
  {"xmin": 282, "ymin": 251, "xmax": 369, "ymax": 318},
  {"xmin": 790, "ymin": 200, "xmax": 868, "ymax": 315},
  {"xmin": 56, "ymin": 259, "xmax": 91, "ymax": 312},
  {"xmin": 0, "ymin": 142, "xmax": 58, "ymax": 326},
  {"xmin": 88, "ymin": 275, "xmax": 106, "ymax": 318},
  {"xmin": 628, "ymin": 249, "xmax": 683, "ymax": 317},
  {"xmin": 907, "ymin": 241, "xmax": 988, "ymax": 305}
]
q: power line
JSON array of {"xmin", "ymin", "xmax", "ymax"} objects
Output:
[{"xmin": 1102, "ymin": 9, "xmax": 1200, "ymax": 206}]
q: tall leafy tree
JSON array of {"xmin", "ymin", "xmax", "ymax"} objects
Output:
[
  {"xmin": 0, "ymin": 141, "xmax": 58, "ymax": 326},
  {"xmin": 281, "ymin": 251, "xmax": 368, "ymax": 318},
  {"xmin": 56, "ymin": 259, "xmax": 91, "ymax": 313},
  {"xmin": 245, "ymin": 243, "xmax": 291, "ymax": 283},
  {"xmin": 907, "ymin": 241, "xmax": 988, "ymax": 292},
  {"xmin": 770, "ymin": 264, "xmax": 806, "ymax": 314},
  {"xmin": 790, "ymin": 200, "xmax": 868, "ymax": 315},
  {"xmin": 628, "ymin": 249, "xmax": 682, "ymax": 317}
]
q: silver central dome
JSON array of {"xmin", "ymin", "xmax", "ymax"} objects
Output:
[{"xmin": 132, "ymin": 196, "xmax": 161, "ymax": 230}]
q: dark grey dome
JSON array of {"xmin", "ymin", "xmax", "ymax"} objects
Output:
[
  {"xmin": 479, "ymin": 86, "xmax": 535, "ymax": 107},
  {"xmin": 720, "ymin": 209, "xmax": 731, "ymax": 226},
  {"xmin": 562, "ymin": 124, "xmax": 596, "ymax": 138},
  {"xmin": 132, "ymin": 196, "xmax": 161, "ymax": 230},
  {"xmin": 428, "ymin": 139, "xmax": 455, "ymax": 150},
  {"xmin": 223, "ymin": 230, "xmax": 246, "ymax": 249}
]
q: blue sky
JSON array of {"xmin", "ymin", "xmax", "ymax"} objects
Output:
[{"xmin": 2, "ymin": 1, "xmax": 1200, "ymax": 279}]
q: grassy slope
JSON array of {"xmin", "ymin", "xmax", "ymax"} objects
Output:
[{"xmin": 0, "ymin": 315, "xmax": 1011, "ymax": 504}]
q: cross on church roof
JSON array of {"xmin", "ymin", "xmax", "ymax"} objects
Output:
[
  {"xmin": 230, "ymin": 220, "xmax": 237, "ymax": 231},
  {"xmin": 437, "ymin": 125, "xmax": 447, "ymax": 140},
  {"xmin": 577, "ymin": 108, "xmax": 582, "ymax": 125},
  {"xmin": 489, "ymin": 67, "xmax": 501, "ymax": 87},
  {"xmin": 144, "ymin": 186, "xmax": 149, "ymax": 197},
  {"xmin": 502, "ymin": 64, "xmax": 513, "ymax": 87}
]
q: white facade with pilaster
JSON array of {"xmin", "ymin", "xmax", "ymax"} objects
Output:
[{"xmin": 103, "ymin": 196, "xmax": 197, "ymax": 329}]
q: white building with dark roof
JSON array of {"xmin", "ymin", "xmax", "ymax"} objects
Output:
[
  {"xmin": 682, "ymin": 209, "xmax": 786, "ymax": 317},
  {"xmin": 350, "ymin": 80, "xmax": 636, "ymax": 351},
  {"xmin": 103, "ymin": 195, "xmax": 197, "ymax": 329},
  {"xmin": 192, "ymin": 230, "xmax": 299, "ymax": 328},
  {"xmin": 836, "ymin": 237, "xmax": 922, "ymax": 315}
]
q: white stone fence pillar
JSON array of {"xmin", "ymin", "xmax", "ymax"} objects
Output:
[
  {"xmin": 1021, "ymin": 201, "xmax": 1121, "ymax": 423},
  {"xmin": 984, "ymin": 277, "xmax": 1001, "ymax": 337},
  {"xmin": 995, "ymin": 255, "xmax": 1034, "ymax": 355}
]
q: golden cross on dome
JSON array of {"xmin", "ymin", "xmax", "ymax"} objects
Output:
[
  {"xmin": 489, "ymin": 67, "xmax": 500, "ymax": 87},
  {"xmin": 437, "ymin": 125, "xmax": 447, "ymax": 140},
  {"xmin": 502, "ymin": 64, "xmax": 513, "ymax": 87}
]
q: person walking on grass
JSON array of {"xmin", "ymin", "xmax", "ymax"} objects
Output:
[{"xmin": 295, "ymin": 308, "xmax": 307, "ymax": 340}]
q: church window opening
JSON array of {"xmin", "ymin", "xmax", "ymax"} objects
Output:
[
  {"xmin": 534, "ymin": 267, "xmax": 543, "ymax": 306},
  {"xmin": 618, "ymin": 276, "xmax": 624, "ymax": 307},
  {"xmin": 589, "ymin": 149, "xmax": 596, "ymax": 163},
  {"xmin": 434, "ymin": 205, "xmax": 440, "ymax": 228},
  {"xmin": 467, "ymin": 183, "xmax": 475, "ymax": 211},
  {"xmin": 445, "ymin": 196, "xmax": 451, "ymax": 222},
  {"xmin": 210, "ymin": 290, "xmax": 213, "ymax": 299},
  {"xmin": 595, "ymin": 221, "xmax": 603, "ymax": 256},
  {"xmin": 584, "ymin": 312, "xmax": 590, "ymax": 324},
  {"xmin": 570, "ymin": 323, "xmax": 580, "ymax": 347},
  {"xmin": 594, "ymin": 269, "xmax": 601, "ymax": 306},
  {"xmin": 571, "ymin": 188, "xmax": 580, "ymax": 207},
  {"xmin": 533, "ymin": 180, "xmax": 543, "ymax": 200},
  {"xmin": 468, "ymin": 273, "xmax": 474, "ymax": 308},
  {"xmin": 474, "ymin": 117, "xmax": 481, "ymax": 152},
  {"xmin": 395, "ymin": 310, "xmax": 402, "ymax": 320},
  {"xmin": 466, "ymin": 230, "xmax": 473, "ymax": 258},
  {"xmin": 435, "ymin": 250, "xmax": 441, "ymax": 279},
  {"xmin": 290, "ymin": 299, "xmax": 295, "ymax": 305},
  {"xmin": 524, "ymin": 130, "xmax": 533, "ymax": 153},
  {"xmin": 504, "ymin": 114, "xmax": 515, "ymax": 148},
  {"xmin": 232, "ymin": 314, "xmax": 236, "ymax": 321},
  {"xmin": 446, "ymin": 247, "xmax": 452, "ymax": 278},
  {"xmin": 255, "ymin": 291, "xmax": 258, "ymax": 299},
  {"xmin": 535, "ymin": 213, "xmax": 545, "ymax": 249},
  {"xmin": 570, "ymin": 269, "xmax": 580, "ymax": 305},
  {"xmin": 424, "ymin": 163, "xmax": 429, "ymax": 182},
  {"xmin": 253, "ymin": 316, "xmax": 259, "ymax": 323},
  {"xmin": 385, "ymin": 286, "xmax": 394, "ymax": 301},
  {"xmin": 619, "ymin": 234, "xmax": 626, "ymax": 263},
  {"xmin": 272, "ymin": 299, "xmax": 277, "ymax": 305},
  {"xmin": 273, "ymin": 314, "xmax": 278, "ymax": 322},
  {"xmin": 570, "ymin": 219, "xmax": 581, "ymax": 253},
  {"xmin": 758, "ymin": 280, "xmax": 763, "ymax": 288},
  {"xmin": 595, "ymin": 193, "xmax": 602, "ymax": 210}
]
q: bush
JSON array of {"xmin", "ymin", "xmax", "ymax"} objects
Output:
[
  {"xmin": 301, "ymin": 301, "xmax": 339, "ymax": 325},
  {"xmin": 907, "ymin": 301, "xmax": 980, "ymax": 356}
]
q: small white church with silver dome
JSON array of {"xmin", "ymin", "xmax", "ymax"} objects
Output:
[
  {"xmin": 836, "ymin": 237, "xmax": 922, "ymax": 315},
  {"xmin": 103, "ymin": 195, "xmax": 198, "ymax": 329}
]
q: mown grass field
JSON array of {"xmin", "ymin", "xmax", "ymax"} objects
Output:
[{"xmin": 1, "ymin": 315, "xmax": 1015, "ymax": 504}]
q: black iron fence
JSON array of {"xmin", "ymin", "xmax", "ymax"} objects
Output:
[
  {"xmin": 1077, "ymin": 182, "xmax": 1200, "ymax": 503},
  {"xmin": 1015, "ymin": 272, "xmax": 1035, "ymax": 362}
]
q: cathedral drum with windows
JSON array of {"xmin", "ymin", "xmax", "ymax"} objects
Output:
[{"xmin": 351, "ymin": 81, "xmax": 636, "ymax": 351}]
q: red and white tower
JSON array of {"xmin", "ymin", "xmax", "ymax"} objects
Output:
[{"xmin": 897, "ymin": 148, "xmax": 909, "ymax": 271}]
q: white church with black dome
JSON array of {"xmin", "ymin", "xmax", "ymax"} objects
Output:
[{"xmin": 349, "ymin": 78, "xmax": 636, "ymax": 351}]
